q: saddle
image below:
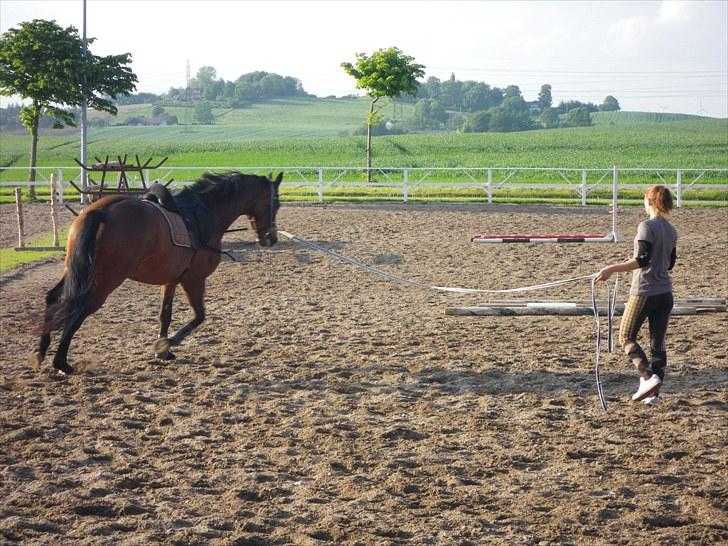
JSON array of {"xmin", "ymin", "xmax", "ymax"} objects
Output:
[{"xmin": 143, "ymin": 183, "xmax": 214, "ymax": 250}]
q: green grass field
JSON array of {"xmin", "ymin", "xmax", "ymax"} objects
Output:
[{"xmin": 2, "ymin": 99, "xmax": 726, "ymax": 204}]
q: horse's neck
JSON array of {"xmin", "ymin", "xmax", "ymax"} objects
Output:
[{"xmin": 210, "ymin": 199, "xmax": 255, "ymax": 237}]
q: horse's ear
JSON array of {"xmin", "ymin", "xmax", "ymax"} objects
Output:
[
  {"xmin": 275, "ymin": 172, "xmax": 283, "ymax": 185},
  {"xmin": 267, "ymin": 172, "xmax": 273, "ymax": 180}
]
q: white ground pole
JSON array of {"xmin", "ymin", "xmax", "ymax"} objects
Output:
[{"xmin": 472, "ymin": 167, "xmax": 621, "ymax": 243}]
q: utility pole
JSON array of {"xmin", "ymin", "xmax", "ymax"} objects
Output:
[{"xmin": 80, "ymin": 0, "xmax": 88, "ymax": 205}]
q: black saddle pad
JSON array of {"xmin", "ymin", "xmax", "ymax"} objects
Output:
[{"xmin": 171, "ymin": 189, "xmax": 214, "ymax": 250}]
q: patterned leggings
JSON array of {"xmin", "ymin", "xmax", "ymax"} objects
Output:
[{"xmin": 618, "ymin": 292, "xmax": 674, "ymax": 380}]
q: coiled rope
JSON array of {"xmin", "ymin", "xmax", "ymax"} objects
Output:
[{"xmin": 280, "ymin": 230, "xmax": 615, "ymax": 412}]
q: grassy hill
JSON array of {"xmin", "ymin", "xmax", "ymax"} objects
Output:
[{"xmin": 87, "ymin": 97, "xmax": 407, "ymax": 140}]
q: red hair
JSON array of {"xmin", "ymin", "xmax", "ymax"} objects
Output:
[{"xmin": 645, "ymin": 185, "xmax": 673, "ymax": 214}]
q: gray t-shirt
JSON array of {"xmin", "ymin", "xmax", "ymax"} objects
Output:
[{"xmin": 630, "ymin": 216, "xmax": 678, "ymax": 296}]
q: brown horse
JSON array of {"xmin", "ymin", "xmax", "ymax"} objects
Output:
[{"xmin": 30, "ymin": 171, "xmax": 282, "ymax": 374}]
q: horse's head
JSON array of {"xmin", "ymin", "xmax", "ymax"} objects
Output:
[{"xmin": 248, "ymin": 172, "xmax": 282, "ymax": 247}]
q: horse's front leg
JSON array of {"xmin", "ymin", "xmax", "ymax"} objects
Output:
[
  {"xmin": 153, "ymin": 282, "xmax": 177, "ymax": 360},
  {"xmin": 166, "ymin": 278, "xmax": 206, "ymax": 351}
]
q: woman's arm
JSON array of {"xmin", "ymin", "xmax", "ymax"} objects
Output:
[{"xmin": 595, "ymin": 258, "xmax": 640, "ymax": 282}]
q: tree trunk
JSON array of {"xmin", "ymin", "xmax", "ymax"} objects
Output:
[
  {"xmin": 366, "ymin": 97, "xmax": 379, "ymax": 184},
  {"xmin": 27, "ymin": 107, "xmax": 39, "ymax": 201}
]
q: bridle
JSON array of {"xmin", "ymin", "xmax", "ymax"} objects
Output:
[{"xmin": 249, "ymin": 176, "xmax": 278, "ymax": 244}]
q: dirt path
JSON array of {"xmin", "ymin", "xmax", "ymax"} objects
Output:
[{"xmin": 1, "ymin": 204, "xmax": 726, "ymax": 545}]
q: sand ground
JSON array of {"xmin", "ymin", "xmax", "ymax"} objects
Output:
[{"xmin": 1, "ymin": 202, "xmax": 726, "ymax": 545}]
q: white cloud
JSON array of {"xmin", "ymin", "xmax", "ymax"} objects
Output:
[
  {"xmin": 606, "ymin": 15, "xmax": 652, "ymax": 52},
  {"xmin": 657, "ymin": 1, "xmax": 692, "ymax": 24}
]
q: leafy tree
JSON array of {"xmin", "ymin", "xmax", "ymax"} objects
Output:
[
  {"xmin": 563, "ymin": 106, "xmax": 591, "ymax": 127},
  {"xmin": 538, "ymin": 84, "xmax": 552, "ymax": 109},
  {"xmin": 420, "ymin": 76, "xmax": 442, "ymax": 99},
  {"xmin": 557, "ymin": 100, "xmax": 597, "ymax": 114},
  {"xmin": 539, "ymin": 106, "xmax": 559, "ymax": 129},
  {"xmin": 462, "ymin": 110, "xmax": 493, "ymax": 133},
  {"xmin": 599, "ymin": 95, "xmax": 621, "ymax": 112},
  {"xmin": 501, "ymin": 95, "xmax": 528, "ymax": 114},
  {"xmin": 413, "ymin": 98, "xmax": 446, "ymax": 129},
  {"xmin": 440, "ymin": 77, "xmax": 463, "ymax": 111},
  {"xmin": 0, "ymin": 19, "xmax": 136, "ymax": 199},
  {"xmin": 152, "ymin": 104, "xmax": 166, "ymax": 116},
  {"xmin": 489, "ymin": 109, "xmax": 533, "ymax": 132},
  {"xmin": 504, "ymin": 85, "xmax": 522, "ymax": 99},
  {"xmin": 341, "ymin": 47, "xmax": 424, "ymax": 181},
  {"xmin": 194, "ymin": 101, "xmax": 215, "ymax": 124},
  {"xmin": 463, "ymin": 83, "xmax": 501, "ymax": 113}
]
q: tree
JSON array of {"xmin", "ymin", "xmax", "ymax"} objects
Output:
[
  {"xmin": 463, "ymin": 83, "xmax": 501, "ymax": 112},
  {"xmin": 563, "ymin": 107, "xmax": 591, "ymax": 127},
  {"xmin": 504, "ymin": 85, "xmax": 522, "ymax": 99},
  {"xmin": 538, "ymin": 84, "xmax": 552, "ymax": 109},
  {"xmin": 539, "ymin": 106, "xmax": 559, "ymax": 129},
  {"xmin": 462, "ymin": 110, "xmax": 493, "ymax": 133},
  {"xmin": 599, "ymin": 95, "xmax": 621, "ymax": 112},
  {"xmin": 0, "ymin": 19, "xmax": 136, "ymax": 199},
  {"xmin": 413, "ymin": 98, "xmax": 446, "ymax": 129},
  {"xmin": 194, "ymin": 102, "xmax": 215, "ymax": 124},
  {"xmin": 342, "ymin": 47, "xmax": 424, "ymax": 181}
]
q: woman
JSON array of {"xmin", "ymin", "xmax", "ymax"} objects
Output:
[{"xmin": 596, "ymin": 185, "xmax": 678, "ymax": 405}]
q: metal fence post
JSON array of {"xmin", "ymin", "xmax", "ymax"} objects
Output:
[
  {"xmin": 581, "ymin": 169, "xmax": 587, "ymax": 206},
  {"xmin": 403, "ymin": 168, "xmax": 408, "ymax": 203},
  {"xmin": 676, "ymin": 169, "xmax": 682, "ymax": 208},
  {"xmin": 487, "ymin": 168, "xmax": 492, "ymax": 204},
  {"xmin": 318, "ymin": 168, "xmax": 324, "ymax": 203}
]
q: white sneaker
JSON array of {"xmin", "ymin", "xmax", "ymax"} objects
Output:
[
  {"xmin": 632, "ymin": 374, "xmax": 662, "ymax": 401},
  {"xmin": 643, "ymin": 395, "xmax": 660, "ymax": 405}
]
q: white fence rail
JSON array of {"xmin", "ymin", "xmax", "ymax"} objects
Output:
[{"xmin": 1, "ymin": 166, "xmax": 726, "ymax": 206}]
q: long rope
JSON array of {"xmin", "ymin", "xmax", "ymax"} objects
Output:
[{"xmin": 279, "ymin": 229, "xmax": 613, "ymax": 412}]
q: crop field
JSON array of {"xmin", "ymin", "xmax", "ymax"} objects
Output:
[
  {"xmin": 590, "ymin": 111, "xmax": 712, "ymax": 126},
  {"xmin": 2, "ymin": 108, "xmax": 726, "ymax": 204}
]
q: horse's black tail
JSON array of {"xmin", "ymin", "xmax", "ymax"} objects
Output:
[{"xmin": 50, "ymin": 209, "xmax": 106, "ymax": 332}]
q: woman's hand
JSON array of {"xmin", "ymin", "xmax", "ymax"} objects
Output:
[{"xmin": 595, "ymin": 266, "xmax": 614, "ymax": 283}]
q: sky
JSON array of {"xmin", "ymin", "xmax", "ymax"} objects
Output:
[{"xmin": 1, "ymin": 0, "xmax": 727, "ymax": 117}]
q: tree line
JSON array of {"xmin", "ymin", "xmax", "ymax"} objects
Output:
[{"xmin": 407, "ymin": 76, "xmax": 620, "ymax": 133}]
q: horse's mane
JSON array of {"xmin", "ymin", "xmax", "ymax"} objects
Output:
[{"xmin": 187, "ymin": 171, "xmax": 259, "ymax": 206}]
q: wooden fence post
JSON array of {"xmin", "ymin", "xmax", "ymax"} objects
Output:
[
  {"xmin": 15, "ymin": 187, "xmax": 25, "ymax": 248},
  {"xmin": 50, "ymin": 174, "xmax": 60, "ymax": 247}
]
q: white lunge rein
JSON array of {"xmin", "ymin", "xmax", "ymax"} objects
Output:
[{"xmin": 280, "ymin": 230, "xmax": 615, "ymax": 412}]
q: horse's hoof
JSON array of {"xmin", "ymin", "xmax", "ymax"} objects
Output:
[
  {"xmin": 53, "ymin": 363, "xmax": 75, "ymax": 375},
  {"xmin": 153, "ymin": 338, "xmax": 171, "ymax": 354},
  {"xmin": 28, "ymin": 351, "xmax": 43, "ymax": 371},
  {"xmin": 155, "ymin": 351, "xmax": 176, "ymax": 361}
]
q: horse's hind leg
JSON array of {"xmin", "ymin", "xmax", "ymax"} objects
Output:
[
  {"xmin": 154, "ymin": 282, "xmax": 178, "ymax": 360},
  {"xmin": 29, "ymin": 277, "xmax": 65, "ymax": 370},
  {"xmin": 51, "ymin": 309, "xmax": 91, "ymax": 375}
]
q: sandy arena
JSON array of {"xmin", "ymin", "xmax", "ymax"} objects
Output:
[{"xmin": 1, "ymin": 202, "xmax": 726, "ymax": 545}]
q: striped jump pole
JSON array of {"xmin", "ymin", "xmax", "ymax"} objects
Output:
[
  {"xmin": 471, "ymin": 233, "xmax": 615, "ymax": 243},
  {"xmin": 472, "ymin": 167, "xmax": 621, "ymax": 244}
]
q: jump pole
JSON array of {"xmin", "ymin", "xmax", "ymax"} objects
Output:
[
  {"xmin": 471, "ymin": 167, "xmax": 621, "ymax": 243},
  {"xmin": 445, "ymin": 300, "xmax": 726, "ymax": 316}
]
